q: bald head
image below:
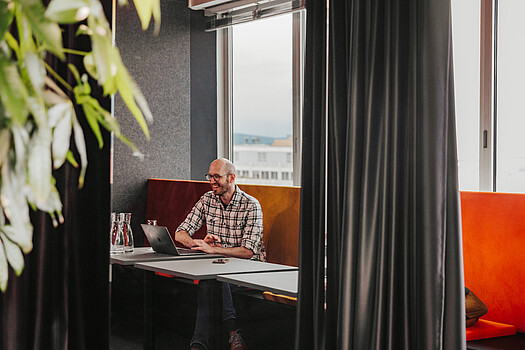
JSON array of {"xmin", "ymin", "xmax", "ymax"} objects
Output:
[{"xmin": 210, "ymin": 158, "xmax": 236, "ymax": 176}]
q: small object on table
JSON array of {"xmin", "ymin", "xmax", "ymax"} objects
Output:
[{"xmin": 212, "ymin": 258, "xmax": 229, "ymax": 264}]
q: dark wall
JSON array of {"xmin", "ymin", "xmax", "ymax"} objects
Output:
[
  {"xmin": 190, "ymin": 10, "xmax": 217, "ymax": 180},
  {"xmin": 112, "ymin": 0, "xmax": 216, "ymax": 243}
]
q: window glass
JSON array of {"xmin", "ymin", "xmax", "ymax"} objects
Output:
[
  {"xmin": 496, "ymin": 0, "xmax": 525, "ymax": 193},
  {"xmin": 232, "ymin": 14, "xmax": 294, "ymax": 186},
  {"xmin": 452, "ymin": 0, "xmax": 481, "ymax": 191}
]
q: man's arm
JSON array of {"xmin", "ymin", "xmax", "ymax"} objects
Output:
[
  {"xmin": 174, "ymin": 197, "xmax": 206, "ymax": 247},
  {"xmin": 175, "ymin": 230, "xmax": 197, "ymax": 248},
  {"xmin": 191, "ymin": 239, "xmax": 253, "ymax": 259}
]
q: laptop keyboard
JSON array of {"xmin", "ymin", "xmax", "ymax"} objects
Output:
[{"xmin": 177, "ymin": 248, "xmax": 205, "ymax": 255}]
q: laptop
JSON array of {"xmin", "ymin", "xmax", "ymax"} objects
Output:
[{"xmin": 141, "ymin": 224, "xmax": 207, "ymax": 256}]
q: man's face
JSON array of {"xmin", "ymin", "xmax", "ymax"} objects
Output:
[{"xmin": 208, "ymin": 161, "xmax": 232, "ymax": 196}]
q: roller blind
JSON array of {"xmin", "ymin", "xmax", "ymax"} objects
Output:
[{"xmin": 189, "ymin": 0, "xmax": 305, "ymax": 31}]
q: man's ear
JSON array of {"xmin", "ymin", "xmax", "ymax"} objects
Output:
[{"xmin": 229, "ymin": 173, "xmax": 236, "ymax": 183}]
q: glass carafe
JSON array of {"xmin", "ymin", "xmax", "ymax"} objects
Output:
[
  {"xmin": 120, "ymin": 212, "xmax": 134, "ymax": 252},
  {"xmin": 110, "ymin": 212, "xmax": 124, "ymax": 254}
]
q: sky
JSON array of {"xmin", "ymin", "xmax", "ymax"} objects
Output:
[{"xmin": 232, "ymin": 14, "xmax": 293, "ymax": 139}]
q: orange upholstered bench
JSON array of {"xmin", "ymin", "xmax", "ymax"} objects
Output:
[
  {"xmin": 466, "ymin": 319, "xmax": 517, "ymax": 341},
  {"xmin": 461, "ymin": 191, "xmax": 525, "ymax": 339}
]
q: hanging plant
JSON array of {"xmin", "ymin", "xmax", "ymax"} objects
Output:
[{"xmin": 0, "ymin": 0, "xmax": 160, "ymax": 291}]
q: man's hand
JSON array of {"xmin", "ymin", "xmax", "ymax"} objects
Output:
[
  {"xmin": 191, "ymin": 239, "xmax": 216, "ymax": 254},
  {"xmin": 203, "ymin": 234, "xmax": 221, "ymax": 246}
]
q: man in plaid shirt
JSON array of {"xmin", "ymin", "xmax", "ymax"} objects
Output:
[{"xmin": 175, "ymin": 158, "xmax": 265, "ymax": 350}]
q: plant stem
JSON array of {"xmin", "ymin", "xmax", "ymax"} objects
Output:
[
  {"xmin": 43, "ymin": 62, "xmax": 73, "ymax": 92},
  {"xmin": 62, "ymin": 48, "xmax": 89, "ymax": 56}
]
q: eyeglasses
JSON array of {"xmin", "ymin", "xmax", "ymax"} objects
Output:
[{"xmin": 205, "ymin": 173, "xmax": 230, "ymax": 181}]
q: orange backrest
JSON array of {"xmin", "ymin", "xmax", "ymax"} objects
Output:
[
  {"xmin": 461, "ymin": 191, "xmax": 525, "ymax": 332},
  {"xmin": 145, "ymin": 179, "xmax": 300, "ymax": 266}
]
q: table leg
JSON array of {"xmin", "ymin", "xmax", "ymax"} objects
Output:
[
  {"xmin": 144, "ymin": 271, "xmax": 155, "ymax": 350},
  {"xmin": 209, "ymin": 280, "xmax": 223, "ymax": 350}
]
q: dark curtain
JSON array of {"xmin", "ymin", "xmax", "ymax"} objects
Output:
[
  {"xmin": 295, "ymin": 0, "xmax": 327, "ymax": 347},
  {"xmin": 296, "ymin": 0, "xmax": 466, "ymax": 349},
  {"xmin": 0, "ymin": 2, "xmax": 111, "ymax": 349}
]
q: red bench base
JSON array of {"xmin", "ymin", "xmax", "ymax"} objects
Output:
[{"xmin": 466, "ymin": 319, "xmax": 517, "ymax": 341}]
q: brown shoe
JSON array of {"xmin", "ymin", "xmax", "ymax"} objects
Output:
[{"xmin": 229, "ymin": 330, "xmax": 247, "ymax": 350}]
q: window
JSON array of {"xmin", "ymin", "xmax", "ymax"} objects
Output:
[
  {"xmin": 495, "ymin": 0, "xmax": 525, "ymax": 192},
  {"xmin": 217, "ymin": 11, "xmax": 305, "ymax": 187},
  {"xmin": 452, "ymin": 0, "xmax": 525, "ymax": 193},
  {"xmin": 452, "ymin": 0, "xmax": 480, "ymax": 191}
]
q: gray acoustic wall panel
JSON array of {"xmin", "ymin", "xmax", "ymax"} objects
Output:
[
  {"xmin": 112, "ymin": 0, "xmax": 218, "ymax": 242},
  {"xmin": 190, "ymin": 10, "xmax": 217, "ymax": 180}
]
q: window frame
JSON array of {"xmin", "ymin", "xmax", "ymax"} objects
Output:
[
  {"xmin": 476, "ymin": 0, "xmax": 524, "ymax": 192},
  {"xmin": 216, "ymin": 10, "xmax": 305, "ymax": 186}
]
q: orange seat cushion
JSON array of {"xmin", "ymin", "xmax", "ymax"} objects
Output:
[
  {"xmin": 262, "ymin": 291, "xmax": 297, "ymax": 306},
  {"xmin": 461, "ymin": 191, "xmax": 525, "ymax": 332},
  {"xmin": 466, "ymin": 319, "xmax": 516, "ymax": 341}
]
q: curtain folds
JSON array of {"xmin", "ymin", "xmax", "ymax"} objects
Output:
[
  {"xmin": 295, "ymin": 0, "xmax": 327, "ymax": 348},
  {"xmin": 296, "ymin": 0, "xmax": 465, "ymax": 349},
  {"xmin": 0, "ymin": 3, "xmax": 111, "ymax": 349}
]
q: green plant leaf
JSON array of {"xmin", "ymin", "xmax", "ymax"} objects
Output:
[
  {"xmin": 11, "ymin": 125, "xmax": 29, "ymax": 174},
  {"xmin": 132, "ymin": 0, "xmax": 160, "ymax": 35},
  {"xmin": 0, "ymin": 223, "xmax": 33, "ymax": 254},
  {"xmin": 1, "ymin": 233, "xmax": 24, "ymax": 276},
  {"xmin": 66, "ymin": 150, "xmax": 78, "ymax": 167},
  {"xmin": 5, "ymin": 32, "xmax": 20, "ymax": 59},
  {"xmin": 35, "ymin": 183, "xmax": 63, "ymax": 226},
  {"xmin": 45, "ymin": 0, "xmax": 90, "ymax": 24},
  {"xmin": 72, "ymin": 116, "xmax": 87, "ymax": 188},
  {"xmin": 24, "ymin": 52, "xmax": 46, "ymax": 97},
  {"xmin": 86, "ymin": 14, "xmax": 115, "ymax": 94},
  {"xmin": 115, "ymin": 58, "xmax": 151, "ymax": 139},
  {"xmin": 81, "ymin": 101, "xmax": 103, "ymax": 148},
  {"xmin": 0, "ymin": 128, "xmax": 9, "ymax": 167},
  {"xmin": 0, "ymin": 166, "xmax": 33, "ymax": 254},
  {"xmin": 0, "ymin": 0, "xmax": 15, "ymax": 42},
  {"xmin": 48, "ymin": 101, "xmax": 73, "ymax": 168},
  {"xmin": 27, "ymin": 127, "xmax": 52, "ymax": 205},
  {"xmin": 19, "ymin": 0, "xmax": 65, "ymax": 60},
  {"xmin": 0, "ymin": 238, "xmax": 7, "ymax": 292},
  {"xmin": 83, "ymin": 52, "xmax": 98, "ymax": 79},
  {"xmin": 114, "ymin": 132, "xmax": 143, "ymax": 158},
  {"xmin": 0, "ymin": 54, "xmax": 29, "ymax": 124}
]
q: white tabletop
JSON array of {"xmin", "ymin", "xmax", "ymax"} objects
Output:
[
  {"xmin": 110, "ymin": 247, "xmax": 222, "ymax": 265},
  {"xmin": 217, "ymin": 270, "xmax": 298, "ymax": 297},
  {"xmin": 135, "ymin": 257, "xmax": 298, "ymax": 280}
]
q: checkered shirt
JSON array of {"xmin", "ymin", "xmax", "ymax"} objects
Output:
[{"xmin": 176, "ymin": 186, "xmax": 266, "ymax": 261}]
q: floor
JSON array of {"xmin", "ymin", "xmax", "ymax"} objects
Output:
[
  {"xmin": 467, "ymin": 333, "xmax": 525, "ymax": 350},
  {"xmin": 111, "ymin": 316, "xmax": 525, "ymax": 350},
  {"xmin": 112, "ymin": 322, "xmax": 525, "ymax": 350},
  {"xmin": 111, "ymin": 316, "xmax": 190, "ymax": 350},
  {"xmin": 110, "ymin": 267, "xmax": 525, "ymax": 350}
]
